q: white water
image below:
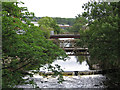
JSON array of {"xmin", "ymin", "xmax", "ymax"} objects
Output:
[
  {"xmin": 51, "ymin": 56, "xmax": 89, "ymax": 71},
  {"xmin": 51, "ymin": 38, "xmax": 89, "ymax": 71},
  {"xmin": 40, "ymin": 38, "xmax": 90, "ymax": 72},
  {"xmin": 17, "ymin": 74, "xmax": 106, "ymax": 88},
  {"xmin": 16, "ymin": 38, "xmax": 107, "ymax": 88}
]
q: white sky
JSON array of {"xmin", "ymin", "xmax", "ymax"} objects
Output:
[{"xmin": 18, "ymin": 0, "xmax": 90, "ymax": 18}]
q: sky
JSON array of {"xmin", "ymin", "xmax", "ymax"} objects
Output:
[{"xmin": 18, "ymin": 0, "xmax": 90, "ymax": 18}]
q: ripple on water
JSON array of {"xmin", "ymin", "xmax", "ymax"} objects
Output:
[{"xmin": 16, "ymin": 74, "xmax": 106, "ymax": 88}]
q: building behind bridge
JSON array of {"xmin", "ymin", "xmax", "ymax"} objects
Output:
[{"xmin": 58, "ymin": 24, "xmax": 72, "ymax": 30}]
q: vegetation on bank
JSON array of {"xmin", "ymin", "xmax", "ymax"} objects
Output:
[
  {"xmin": 53, "ymin": 17, "xmax": 75, "ymax": 26},
  {"xmin": 38, "ymin": 16, "xmax": 61, "ymax": 37},
  {"xmin": 37, "ymin": 17, "xmax": 75, "ymax": 34},
  {"xmin": 2, "ymin": 2, "xmax": 67, "ymax": 88},
  {"xmin": 69, "ymin": 14, "xmax": 88, "ymax": 34},
  {"xmin": 2, "ymin": 0, "xmax": 120, "ymax": 88},
  {"xmin": 73, "ymin": 1, "xmax": 120, "ymax": 87},
  {"xmin": 28, "ymin": 17, "xmax": 75, "ymax": 26}
]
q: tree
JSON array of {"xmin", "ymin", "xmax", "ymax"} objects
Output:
[
  {"xmin": 38, "ymin": 16, "xmax": 61, "ymax": 37},
  {"xmin": 81, "ymin": 1, "xmax": 120, "ymax": 68},
  {"xmin": 71, "ymin": 14, "xmax": 88, "ymax": 33},
  {"xmin": 53, "ymin": 17, "xmax": 75, "ymax": 26},
  {"xmin": 79, "ymin": 1, "xmax": 120, "ymax": 87},
  {"xmin": 2, "ymin": 2, "xmax": 67, "ymax": 88}
]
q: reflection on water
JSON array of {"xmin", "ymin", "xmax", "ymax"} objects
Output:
[
  {"xmin": 16, "ymin": 38, "xmax": 107, "ymax": 88},
  {"xmin": 51, "ymin": 38, "xmax": 90, "ymax": 71},
  {"xmin": 16, "ymin": 55, "xmax": 107, "ymax": 88},
  {"xmin": 40, "ymin": 56, "xmax": 89, "ymax": 72},
  {"xmin": 51, "ymin": 56, "xmax": 89, "ymax": 71}
]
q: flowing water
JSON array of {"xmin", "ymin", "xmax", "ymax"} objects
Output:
[{"xmin": 17, "ymin": 38, "xmax": 107, "ymax": 88}]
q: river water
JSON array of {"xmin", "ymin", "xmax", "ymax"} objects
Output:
[{"xmin": 17, "ymin": 38, "xmax": 107, "ymax": 88}]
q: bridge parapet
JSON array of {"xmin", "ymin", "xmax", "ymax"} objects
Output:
[
  {"xmin": 48, "ymin": 34, "xmax": 89, "ymax": 56},
  {"xmin": 50, "ymin": 34, "xmax": 80, "ymax": 39},
  {"xmin": 48, "ymin": 39, "xmax": 79, "ymax": 48}
]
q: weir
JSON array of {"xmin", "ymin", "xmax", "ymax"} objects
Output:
[
  {"xmin": 17, "ymin": 35, "xmax": 106, "ymax": 88},
  {"xmin": 39, "ymin": 70, "xmax": 103, "ymax": 76},
  {"xmin": 50, "ymin": 34, "xmax": 80, "ymax": 38}
]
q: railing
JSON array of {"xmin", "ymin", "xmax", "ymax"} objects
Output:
[
  {"xmin": 48, "ymin": 34, "xmax": 89, "ymax": 56},
  {"xmin": 50, "ymin": 34, "xmax": 80, "ymax": 38}
]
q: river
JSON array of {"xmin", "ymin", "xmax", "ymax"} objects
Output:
[{"xmin": 16, "ymin": 38, "xmax": 107, "ymax": 88}]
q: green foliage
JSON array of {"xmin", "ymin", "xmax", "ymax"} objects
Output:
[
  {"xmin": 38, "ymin": 16, "xmax": 55, "ymax": 27},
  {"xmin": 71, "ymin": 14, "xmax": 88, "ymax": 33},
  {"xmin": 53, "ymin": 17, "xmax": 75, "ymax": 34},
  {"xmin": 47, "ymin": 64, "xmax": 64, "ymax": 83},
  {"xmin": 53, "ymin": 17, "xmax": 75, "ymax": 26},
  {"xmin": 38, "ymin": 16, "xmax": 61, "ymax": 36},
  {"xmin": 77, "ymin": 56, "xmax": 87, "ymax": 64},
  {"xmin": 81, "ymin": 1, "xmax": 120, "ymax": 68},
  {"xmin": 2, "ymin": 2, "xmax": 67, "ymax": 88},
  {"xmin": 78, "ymin": 1, "xmax": 120, "ymax": 87}
]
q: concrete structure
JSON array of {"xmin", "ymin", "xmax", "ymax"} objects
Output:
[
  {"xmin": 50, "ymin": 34, "xmax": 80, "ymax": 38},
  {"xmin": 50, "ymin": 31, "xmax": 54, "ymax": 35},
  {"xmin": 49, "ymin": 34, "xmax": 89, "ymax": 56},
  {"xmin": 31, "ymin": 21, "xmax": 39, "ymax": 26},
  {"xmin": 58, "ymin": 24, "xmax": 72, "ymax": 30}
]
